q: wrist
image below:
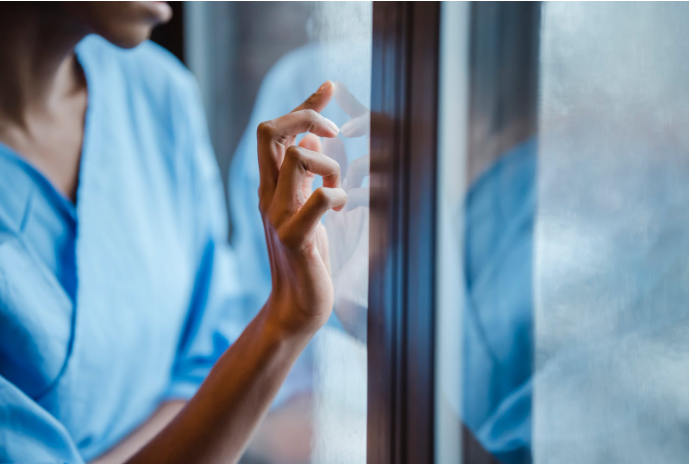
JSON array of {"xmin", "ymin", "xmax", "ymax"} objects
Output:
[{"xmin": 260, "ymin": 295, "xmax": 323, "ymax": 344}]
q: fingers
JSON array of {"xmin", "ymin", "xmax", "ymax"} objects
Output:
[
  {"xmin": 281, "ymin": 187, "xmax": 348, "ymax": 249},
  {"xmin": 343, "ymin": 154, "xmax": 369, "ymax": 191},
  {"xmin": 340, "ymin": 112, "xmax": 370, "ymax": 138},
  {"xmin": 322, "ymin": 136, "xmax": 348, "ymax": 178},
  {"xmin": 292, "ymin": 80, "xmax": 336, "ymax": 113},
  {"xmin": 334, "ymin": 81, "xmax": 368, "ymax": 118},
  {"xmin": 334, "ymin": 82, "xmax": 370, "ymax": 138},
  {"xmin": 257, "ymin": 108, "xmax": 339, "ymax": 193},
  {"xmin": 342, "ymin": 187, "xmax": 369, "ymax": 211},
  {"xmin": 259, "ymin": 110, "xmax": 339, "ymax": 144},
  {"xmin": 299, "ymin": 135, "xmax": 321, "ymax": 197},
  {"xmin": 274, "ymin": 145, "xmax": 342, "ymax": 211}
]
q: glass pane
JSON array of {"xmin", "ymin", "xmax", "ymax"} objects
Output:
[
  {"xmin": 436, "ymin": 2, "xmax": 689, "ymax": 463},
  {"xmin": 438, "ymin": 3, "xmax": 540, "ymax": 463},
  {"xmin": 435, "ymin": 2, "xmax": 470, "ymax": 463},
  {"xmin": 535, "ymin": 3, "xmax": 689, "ymax": 462},
  {"xmin": 185, "ymin": 2, "xmax": 371, "ymax": 463}
]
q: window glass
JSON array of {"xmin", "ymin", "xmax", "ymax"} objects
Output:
[
  {"xmin": 438, "ymin": 2, "xmax": 689, "ymax": 463},
  {"xmin": 435, "ymin": 2, "xmax": 470, "ymax": 463},
  {"xmin": 535, "ymin": 3, "xmax": 689, "ymax": 462},
  {"xmin": 185, "ymin": 3, "xmax": 371, "ymax": 463}
]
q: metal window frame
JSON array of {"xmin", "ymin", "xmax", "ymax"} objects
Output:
[{"xmin": 368, "ymin": 2, "xmax": 440, "ymax": 463}]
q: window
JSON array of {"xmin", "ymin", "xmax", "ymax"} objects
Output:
[
  {"xmin": 435, "ymin": 2, "xmax": 689, "ymax": 463},
  {"xmin": 535, "ymin": 3, "xmax": 689, "ymax": 462},
  {"xmin": 154, "ymin": 2, "xmax": 689, "ymax": 463},
  {"xmin": 183, "ymin": 3, "xmax": 372, "ymax": 463}
]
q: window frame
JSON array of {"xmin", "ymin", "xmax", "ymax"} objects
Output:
[
  {"xmin": 368, "ymin": 2, "xmax": 542, "ymax": 463},
  {"xmin": 367, "ymin": 2, "xmax": 440, "ymax": 463}
]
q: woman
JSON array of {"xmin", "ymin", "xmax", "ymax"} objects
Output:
[{"xmin": 0, "ymin": 2, "xmax": 345, "ymax": 462}]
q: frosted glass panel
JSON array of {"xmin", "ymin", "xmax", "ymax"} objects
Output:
[{"xmin": 535, "ymin": 3, "xmax": 689, "ymax": 462}]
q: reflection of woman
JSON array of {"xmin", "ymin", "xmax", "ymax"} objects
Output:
[{"xmin": 0, "ymin": 3, "xmax": 345, "ymax": 462}]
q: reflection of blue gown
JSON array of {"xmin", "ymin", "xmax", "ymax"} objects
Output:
[
  {"xmin": 464, "ymin": 139, "xmax": 535, "ymax": 463},
  {"xmin": 0, "ymin": 36, "xmax": 246, "ymax": 462}
]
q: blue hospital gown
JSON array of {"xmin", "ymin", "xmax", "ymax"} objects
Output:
[{"xmin": 0, "ymin": 36, "xmax": 246, "ymax": 462}]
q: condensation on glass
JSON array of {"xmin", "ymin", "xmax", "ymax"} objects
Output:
[{"xmin": 534, "ymin": 3, "xmax": 689, "ymax": 462}]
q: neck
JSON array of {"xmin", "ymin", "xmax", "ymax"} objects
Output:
[{"xmin": 0, "ymin": 4, "xmax": 89, "ymax": 127}]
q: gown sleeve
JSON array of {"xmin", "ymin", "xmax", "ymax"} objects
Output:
[
  {"xmin": 0, "ymin": 374, "xmax": 82, "ymax": 463},
  {"xmin": 164, "ymin": 74, "xmax": 247, "ymax": 401}
]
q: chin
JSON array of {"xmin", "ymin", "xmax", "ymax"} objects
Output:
[
  {"xmin": 102, "ymin": 25, "xmax": 156, "ymax": 49},
  {"xmin": 64, "ymin": 1, "xmax": 173, "ymax": 49}
]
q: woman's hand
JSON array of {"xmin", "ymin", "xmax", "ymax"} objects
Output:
[
  {"xmin": 128, "ymin": 82, "xmax": 347, "ymax": 464},
  {"xmin": 257, "ymin": 81, "xmax": 346, "ymax": 337}
]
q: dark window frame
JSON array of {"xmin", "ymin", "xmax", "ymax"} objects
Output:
[
  {"xmin": 368, "ymin": 2, "xmax": 541, "ymax": 463},
  {"xmin": 367, "ymin": 2, "xmax": 440, "ymax": 463}
]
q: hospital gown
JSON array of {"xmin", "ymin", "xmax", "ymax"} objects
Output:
[{"xmin": 0, "ymin": 35, "xmax": 246, "ymax": 462}]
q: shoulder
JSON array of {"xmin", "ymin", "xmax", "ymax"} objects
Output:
[
  {"xmin": 75, "ymin": 36, "xmax": 214, "ymax": 216},
  {"xmin": 76, "ymin": 34, "xmax": 208, "ymax": 159},
  {"xmin": 77, "ymin": 34, "xmax": 195, "ymax": 87},
  {"xmin": 76, "ymin": 35, "xmax": 200, "ymax": 119}
]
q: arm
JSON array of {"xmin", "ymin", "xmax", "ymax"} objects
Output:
[
  {"xmin": 93, "ymin": 401, "xmax": 185, "ymax": 464},
  {"xmin": 130, "ymin": 307, "xmax": 314, "ymax": 463},
  {"xmin": 129, "ymin": 81, "xmax": 344, "ymax": 463}
]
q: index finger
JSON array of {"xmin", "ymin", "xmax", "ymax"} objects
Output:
[
  {"xmin": 257, "ymin": 110, "xmax": 339, "ymax": 193},
  {"xmin": 292, "ymin": 80, "xmax": 336, "ymax": 113}
]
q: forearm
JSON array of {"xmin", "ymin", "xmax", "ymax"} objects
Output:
[
  {"xmin": 93, "ymin": 401, "xmax": 185, "ymax": 464},
  {"xmin": 128, "ymin": 302, "xmax": 313, "ymax": 463}
]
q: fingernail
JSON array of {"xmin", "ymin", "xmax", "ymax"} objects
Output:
[
  {"xmin": 318, "ymin": 81, "xmax": 333, "ymax": 93},
  {"xmin": 324, "ymin": 117, "xmax": 339, "ymax": 134}
]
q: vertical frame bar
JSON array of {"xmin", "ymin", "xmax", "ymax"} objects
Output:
[
  {"xmin": 368, "ymin": 2, "xmax": 440, "ymax": 463},
  {"xmin": 435, "ymin": 2, "xmax": 470, "ymax": 463}
]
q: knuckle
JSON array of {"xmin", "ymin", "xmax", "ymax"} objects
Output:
[
  {"xmin": 285, "ymin": 146, "xmax": 306, "ymax": 169},
  {"xmin": 285, "ymin": 145, "xmax": 302, "ymax": 162},
  {"xmin": 313, "ymin": 187, "xmax": 330, "ymax": 206},
  {"xmin": 303, "ymin": 109, "xmax": 318, "ymax": 120},
  {"xmin": 257, "ymin": 121, "xmax": 275, "ymax": 139}
]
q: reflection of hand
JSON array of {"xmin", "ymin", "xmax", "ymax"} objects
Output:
[
  {"xmin": 323, "ymin": 82, "xmax": 371, "ymax": 342},
  {"xmin": 256, "ymin": 81, "xmax": 346, "ymax": 337}
]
